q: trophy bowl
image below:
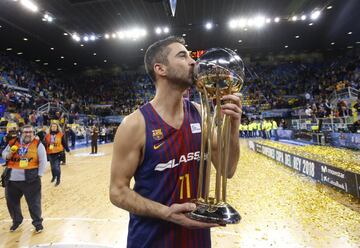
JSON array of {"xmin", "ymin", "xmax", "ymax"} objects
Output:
[{"xmin": 194, "ymin": 48, "xmax": 245, "ymax": 98}]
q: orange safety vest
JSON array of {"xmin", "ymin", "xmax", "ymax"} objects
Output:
[
  {"xmin": 45, "ymin": 132, "xmax": 64, "ymax": 154},
  {"xmin": 7, "ymin": 139, "xmax": 40, "ymax": 170}
]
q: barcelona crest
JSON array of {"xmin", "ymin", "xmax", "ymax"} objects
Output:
[{"xmin": 152, "ymin": 128, "xmax": 163, "ymax": 141}]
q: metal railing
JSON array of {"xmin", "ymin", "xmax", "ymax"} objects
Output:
[
  {"xmin": 291, "ymin": 116, "xmax": 355, "ymax": 132},
  {"xmin": 329, "ymin": 87, "xmax": 359, "ymax": 105},
  {"xmin": 36, "ymin": 102, "xmax": 69, "ymax": 116}
]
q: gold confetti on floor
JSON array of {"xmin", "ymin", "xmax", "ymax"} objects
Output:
[{"xmin": 257, "ymin": 139, "xmax": 360, "ymax": 174}]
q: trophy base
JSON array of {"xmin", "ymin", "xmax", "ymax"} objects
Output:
[{"xmin": 186, "ymin": 198, "xmax": 241, "ymax": 225}]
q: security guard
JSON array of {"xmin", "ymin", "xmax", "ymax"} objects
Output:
[
  {"xmin": 2, "ymin": 125, "xmax": 47, "ymax": 233},
  {"xmin": 45, "ymin": 123, "xmax": 70, "ymax": 186}
]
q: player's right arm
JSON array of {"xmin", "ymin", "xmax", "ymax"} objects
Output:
[{"xmin": 109, "ymin": 110, "xmax": 217, "ymax": 229}]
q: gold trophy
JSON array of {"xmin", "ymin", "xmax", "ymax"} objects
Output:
[{"xmin": 186, "ymin": 48, "xmax": 244, "ymax": 224}]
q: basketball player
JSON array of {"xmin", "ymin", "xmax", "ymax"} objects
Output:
[{"xmin": 110, "ymin": 36, "xmax": 242, "ymax": 247}]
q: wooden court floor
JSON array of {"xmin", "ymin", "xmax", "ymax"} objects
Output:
[{"xmin": 0, "ymin": 141, "xmax": 359, "ymax": 248}]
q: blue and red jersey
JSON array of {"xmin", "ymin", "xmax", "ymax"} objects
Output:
[{"xmin": 127, "ymin": 99, "xmax": 211, "ymax": 248}]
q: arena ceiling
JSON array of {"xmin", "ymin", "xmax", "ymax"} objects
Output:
[{"xmin": 0, "ymin": 0, "xmax": 359, "ymax": 72}]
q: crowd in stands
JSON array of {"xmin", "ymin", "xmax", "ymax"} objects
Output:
[{"xmin": 0, "ymin": 52, "xmax": 359, "ymax": 135}]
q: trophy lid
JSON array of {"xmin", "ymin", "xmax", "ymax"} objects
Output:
[{"xmin": 194, "ymin": 48, "xmax": 245, "ymax": 97}]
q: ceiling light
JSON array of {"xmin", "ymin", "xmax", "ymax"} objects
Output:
[
  {"xmin": 229, "ymin": 19, "xmax": 237, "ymax": 29},
  {"xmin": 50, "ymin": 47, "xmax": 54, "ymax": 50},
  {"xmin": 72, "ymin": 34, "xmax": 80, "ymax": 42},
  {"xmin": 163, "ymin": 27, "xmax": 169, "ymax": 33},
  {"xmin": 90, "ymin": 35, "xmax": 96, "ymax": 41},
  {"xmin": 182, "ymin": 33, "xmax": 186, "ymax": 37},
  {"xmin": 17, "ymin": 52, "xmax": 23, "ymax": 55},
  {"xmin": 104, "ymin": 60, "xmax": 107, "ymax": 63},
  {"xmin": 112, "ymin": 33, "xmax": 117, "ymax": 38},
  {"xmin": 327, "ymin": 6, "xmax": 333, "ymax": 10},
  {"xmin": 35, "ymin": 59, "xmax": 40, "ymax": 62},
  {"xmin": 291, "ymin": 16, "xmax": 298, "ymax": 21},
  {"xmin": 295, "ymin": 35, "xmax": 300, "ymax": 38},
  {"xmin": 274, "ymin": 17, "xmax": 280, "ymax": 23},
  {"xmin": 155, "ymin": 27, "xmax": 162, "ymax": 34},
  {"xmin": 60, "ymin": 56, "xmax": 64, "ymax": 59},
  {"xmin": 311, "ymin": 10, "xmax": 321, "ymax": 20},
  {"xmin": 331, "ymin": 42, "xmax": 335, "ymax": 45},
  {"xmin": 73, "ymin": 62, "xmax": 77, "ymax": 66},
  {"xmin": 6, "ymin": 48, "xmax": 12, "ymax": 51},
  {"xmin": 80, "ymin": 44, "xmax": 84, "ymax": 47},
  {"xmin": 64, "ymin": 33, "xmax": 68, "ymax": 36},
  {"xmin": 238, "ymin": 40, "xmax": 242, "ymax": 43},
  {"xmin": 238, "ymin": 19, "xmax": 246, "ymax": 28},
  {"xmin": 205, "ymin": 22, "xmax": 213, "ymax": 30},
  {"xmin": 348, "ymin": 31, "xmax": 352, "ymax": 35},
  {"xmin": 140, "ymin": 48, "xmax": 144, "ymax": 51},
  {"xmin": 104, "ymin": 34, "xmax": 110, "ymax": 39},
  {"xmin": 93, "ymin": 53, "xmax": 96, "ymax": 56},
  {"xmin": 20, "ymin": 0, "xmax": 38, "ymax": 12},
  {"xmin": 185, "ymin": 44, "xmax": 188, "ymax": 47},
  {"xmin": 356, "ymin": 41, "xmax": 360, "ymax": 44},
  {"xmin": 244, "ymin": 28, "xmax": 248, "ymax": 31},
  {"xmin": 266, "ymin": 18, "xmax": 271, "ymax": 23},
  {"xmin": 43, "ymin": 62, "xmax": 48, "ymax": 65},
  {"xmin": 254, "ymin": 16, "xmax": 266, "ymax": 28},
  {"xmin": 83, "ymin": 36, "xmax": 89, "ymax": 42},
  {"xmin": 284, "ymin": 45, "xmax": 288, "ymax": 48},
  {"xmin": 57, "ymin": 68, "xmax": 62, "ymax": 71},
  {"xmin": 23, "ymin": 37, "xmax": 28, "ymax": 41},
  {"xmin": 347, "ymin": 46, "xmax": 353, "ymax": 49},
  {"xmin": 301, "ymin": 15, "xmax": 307, "ymax": 20},
  {"xmin": 309, "ymin": 23, "xmax": 314, "ymax": 26}
]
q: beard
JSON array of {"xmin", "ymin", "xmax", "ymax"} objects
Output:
[{"xmin": 167, "ymin": 67, "xmax": 194, "ymax": 90}]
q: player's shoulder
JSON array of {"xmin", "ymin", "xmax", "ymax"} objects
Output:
[{"xmin": 116, "ymin": 109, "xmax": 145, "ymax": 142}]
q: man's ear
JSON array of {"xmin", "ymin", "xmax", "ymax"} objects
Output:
[{"xmin": 154, "ymin": 63, "xmax": 167, "ymax": 77}]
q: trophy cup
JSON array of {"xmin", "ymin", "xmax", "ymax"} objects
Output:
[{"xmin": 186, "ymin": 48, "xmax": 245, "ymax": 224}]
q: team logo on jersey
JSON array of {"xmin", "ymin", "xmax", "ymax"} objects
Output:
[
  {"xmin": 152, "ymin": 128, "xmax": 163, "ymax": 140},
  {"xmin": 153, "ymin": 142, "xmax": 164, "ymax": 150},
  {"xmin": 190, "ymin": 123, "xmax": 201, "ymax": 134}
]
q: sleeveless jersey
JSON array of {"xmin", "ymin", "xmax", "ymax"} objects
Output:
[{"xmin": 127, "ymin": 99, "xmax": 211, "ymax": 248}]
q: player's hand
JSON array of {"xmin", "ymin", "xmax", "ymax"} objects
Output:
[
  {"xmin": 221, "ymin": 94, "xmax": 242, "ymax": 122},
  {"xmin": 166, "ymin": 203, "xmax": 219, "ymax": 229}
]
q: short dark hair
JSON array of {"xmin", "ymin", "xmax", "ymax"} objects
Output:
[{"xmin": 144, "ymin": 36, "xmax": 185, "ymax": 83}]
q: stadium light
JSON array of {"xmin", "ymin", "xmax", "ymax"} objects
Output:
[
  {"xmin": 90, "ymin": 35, "xmax": 96, "ymax": 41},
  {"xmin": 72, "ymin": 34, "xmax": 80, "ymax": 42},
  {"xmin": 17, "ymin": 52, "xmax": 23, "ymax": 55},
  {"xmin": 155, "ymin": 27, "xmax": 162, "ymax": 34},
  {"xmin": 331, "ymin": 42, "xmax": 335, "ymax": 45},
  {"xmin": 23, "ymin": 37, "xmax": 28, "ymax": 41},
  {"xmin": 348, "ymin": 31, "xmax": 352, "ymax": 35},
  {"xmin": 284, "ymin": 45, "xmax": 288, "ymax": 48},
  {"xmin": 274, "ymin": 17, "xmax": 280, "ymax": 23},
  {"xmin": 266, "ymin": 18, "xmax": 271, "ymax": 23},
  {"xmin": 254, "ymin": 16, "xmax": 266, "ymax": 28},
  {"xmin": 229, "ymin": 19, "xmax": 237, "ymax": 29},
  {"xmin": 301, "ymin": 15, "xmax": 307, "ymax": 20},
  {"xmin": 205, "ymin": 22, "xmax": 213, "ymax": 30},
  {"xmin": 112, "ymin": 33, "xmax": 117, "ymax": 38},
  {"xmin": 309, "ymin": 23, "xmax": 314, "ymax": 26},
  {"xmin": 238, "ymin": 18, "xmax": 246, "ymax": 28},
  {"xmin": 83, "ymin": 36, "xmax": 89, "ymax": 42},
  {"xmin": 327, "ymin": 6, "xmax": 333, "ymax": 10},
  {"xmin": 291, "ymin": 16, "xmax": 298, "ymax": 21},
  {"xmin": 104, "ymin": 34, "xmax": 110, "ymax": 39},
  {"xmin": 20, "ymin": 0, "xmax": 38, "ymax": 12},
  {"xmin": 50, "ymin": 47, "xmax": 54, "ymax": 50},
  {"xmin": 311, "ymin": 10, "xmax": 321, "ymax": 20},
  {"xmin": 295, "ymin": 35, "xmax": 300, "ymax": 38},
  {"xmin": 163, "ymin": 27, "xmax": 169, "ymax": 33},
  {"xmin": 6, "ymin": 48, "xmax": 13, "ymax": 51}
]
